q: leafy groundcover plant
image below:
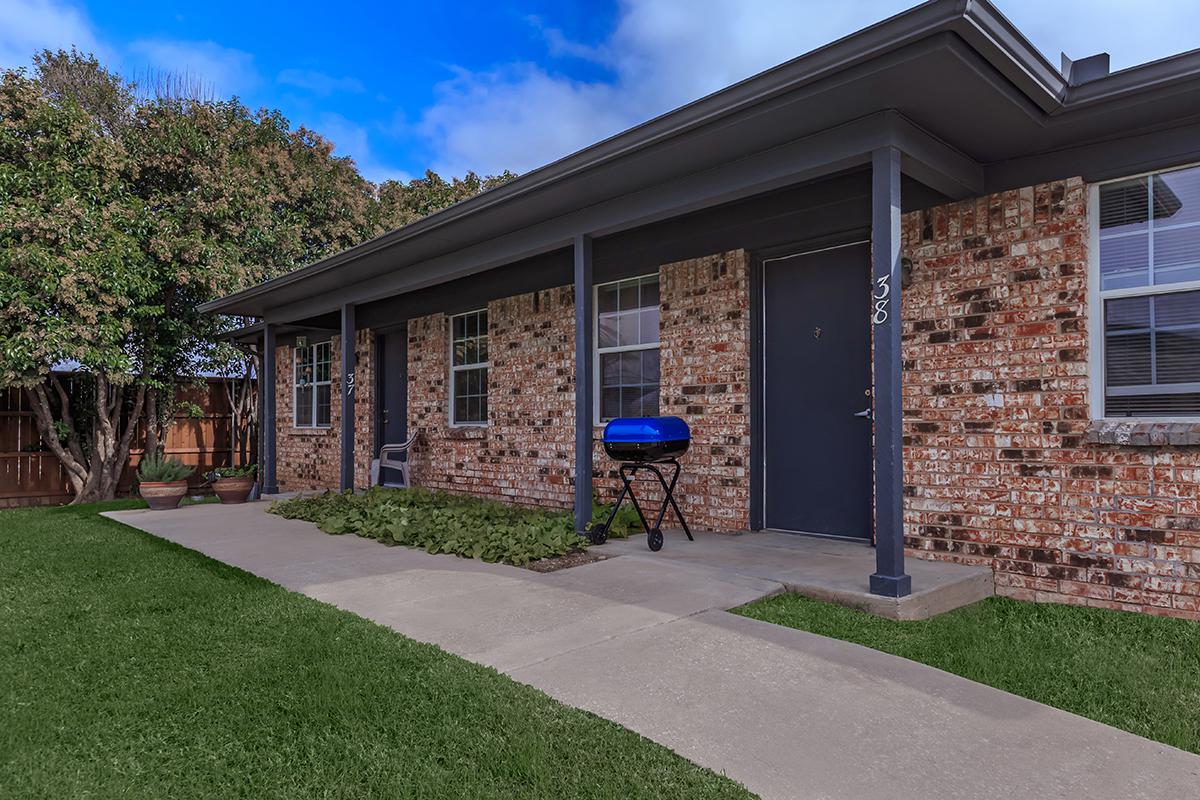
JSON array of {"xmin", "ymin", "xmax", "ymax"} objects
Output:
[{"xmin": 270, "ymin": 488, "xmax": 578, "ymax": 565}]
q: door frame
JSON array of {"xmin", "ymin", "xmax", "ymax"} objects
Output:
[{"xmin": 749, "ymin": 227, "xmax": 872, "ymax": 533}]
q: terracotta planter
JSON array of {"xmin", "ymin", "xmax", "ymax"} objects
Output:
[
  {"xmin": 140, "ymin": 480, "xmax": 189, "ymax": 510},
  {"xmin": 213, "ymin": 476, "xmax": 255, "ymax": 504}
]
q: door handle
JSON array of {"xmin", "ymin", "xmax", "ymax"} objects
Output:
[{"xmin": 853, "ymin": 408, "xmax": 872, "ymax": 419}]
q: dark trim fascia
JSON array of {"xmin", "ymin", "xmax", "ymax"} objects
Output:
[{"xmin": 984, "ymin": 118, "xmax": 1200, "ymax": 193}]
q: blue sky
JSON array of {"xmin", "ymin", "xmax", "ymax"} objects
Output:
[{"xmin": 3, "ymin": 1, "xmax": 1198, "ymax": 183}]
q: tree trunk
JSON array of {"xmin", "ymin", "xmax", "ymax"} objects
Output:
[
  {"xmin": 144, "ymin": 388, "xmax": 160, "ymax": 458},
  {"xmin": 25, "ymin": 373, "xmax": 147, "ymax": 505}
]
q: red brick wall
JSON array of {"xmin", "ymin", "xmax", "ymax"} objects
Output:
[
  {"xmin": 407, "ymin": 287, "xmax": 576, "ymax": 508},
  {"xmin": 902, "ymin": 177, "xmax": 1200, "ymax": 619},
  {"xmin": 407, "ymin": 252, "xmax": 752, "ymax": 531},
  {"xmin": 275, "ymin": 330, "xmax": 374, "ymax": 492}
]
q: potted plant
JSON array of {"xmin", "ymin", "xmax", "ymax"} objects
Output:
[
  {"xmin": 137, "ymin": 454, "xmax": 193, "ymax": 510},
  {"xmin": 211, "ymin": 464, "xmax": 257, "ymax": 504}
]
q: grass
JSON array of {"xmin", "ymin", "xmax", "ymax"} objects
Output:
[
  {"xmin": 734, "ymin": 593, "xmax": 1200, "ymax": 754},
  {"xmin": 0, "ymin": 501, "xmax": 754, "ymax": 799}
]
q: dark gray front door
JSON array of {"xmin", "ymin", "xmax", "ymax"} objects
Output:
[
  {"xmin": 763, "ymin": 242, "xmax": 872, "ymax": 539},
  {"xmin": 377, "ymin": 330, "xmax": 407, "ymax": 447}
]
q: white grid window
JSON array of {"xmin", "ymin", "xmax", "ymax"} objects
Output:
[
  {"xmin": 450, "ymin": 309, "xmax": 488, "ymax": 425},
  {"xmin": 294, "ymin": 341, "xmax": 332, "ymax": 427},
  {"xmin": 596, "ymin": 275, "xmax": 660, "ymax": 421},
  {"xmin": 1096, "ymin": 164, "xmax": 1200, "ymax": 418}
]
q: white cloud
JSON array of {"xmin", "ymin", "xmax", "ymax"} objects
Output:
[
  {"xmin": 317, "ymin": 112, "xmax": 411, "ymax": 184},
  {"xmin": 418, "ymin": 0, "xmax": 1200, "ymax": 177},
  {"xmin": 277, "ymin": 68, "xmax": 364, "ymax": 96},
  {"xmin": 126, "ymin": 38, "xmax": 260, "ymax": 98},
  {"xmin": 0, "ymin": 0, "xmax": 105, "ymax": 68}
]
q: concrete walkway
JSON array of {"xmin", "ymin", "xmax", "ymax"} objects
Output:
[{"xmin": 105, "ymin": 502, "xmax": 1200, "ymax": 800}]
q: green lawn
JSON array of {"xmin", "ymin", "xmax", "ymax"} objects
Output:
[
  {"xmin": 734, "ymin": 593, "xmax": 1200, "ymax": 753},
  {"xmin": 0, "ymin": 502, "xmax": 754, "ymax": 800}
]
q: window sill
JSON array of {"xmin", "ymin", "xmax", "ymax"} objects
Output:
[{"xmin": 1085, "ymin": 420, "xmax": 1200, "ymax": 446}]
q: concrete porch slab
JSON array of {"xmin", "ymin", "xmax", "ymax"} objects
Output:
[{"xmin": 595, "ymin": 529, "xmax": 994, "ymax": 620}]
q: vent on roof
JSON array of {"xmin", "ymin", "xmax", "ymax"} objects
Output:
[{"xmin": 1061, "ymin": 52, "xmax": 1111, "ymax": 86}]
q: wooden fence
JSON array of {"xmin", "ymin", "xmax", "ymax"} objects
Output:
[{"xmin": 1, "ymin": 378, "xmax": 239, "ymax": 508}]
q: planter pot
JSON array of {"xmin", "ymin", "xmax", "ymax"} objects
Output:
[
  {"xmin": 140, "ymin": 480, "xmax": 189, "ymax": 510},
  {"xmin": 213, "ymin": 476, "xmax": 255, "ymax": 505}
]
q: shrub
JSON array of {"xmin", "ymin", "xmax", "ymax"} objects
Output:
[
  {"xmin": 137, "ymin": 455, "xmax": 193, "ymax": 483},
  {"xmin": 269, "ymin": 488, "xmax": 590, "ymax": 566},
  {"xmin": 212, "ymin": 464, "xmax": 257, "ymax": 479},
  {"xmin": 590, "ymin": 491, "xmax": 644, "ymax": 536}
]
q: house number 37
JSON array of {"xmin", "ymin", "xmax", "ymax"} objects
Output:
[
  {"xmin": 345, "ymin": 371, "xmax": 356, "ymax": 397},
  {"xmin": 872, "ymin": 274, "xmax": 891, "ymax": 325}
]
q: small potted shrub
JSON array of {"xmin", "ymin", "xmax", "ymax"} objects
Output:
[
  {"xmin": 211, "ymin": 464, "xmax": 257, "ymax": 504},
  {"xmin": 137, "ymin": 454, "xmax": 193, "ymax": 510}
]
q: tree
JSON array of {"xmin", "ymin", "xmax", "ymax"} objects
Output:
[
  {"xmin": 376, "ymin": 169, "xmax": 516, "ymax": 230},
  {"xmin": 0, "ymin": 64, "xmax": 152, "ymax": 502},
  {"xmin": 1, "ymin": 49, "xmax": 517, "ymax": 502}
]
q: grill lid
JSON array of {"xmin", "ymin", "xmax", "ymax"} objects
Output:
[{"xmin": 603, "ymin": 416, "xmax": 690, "ymax": 444}]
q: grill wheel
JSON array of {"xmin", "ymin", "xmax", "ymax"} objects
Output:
[{"xmin": 647, "ymin": 527, "xmax": 664, "ymax": 551}]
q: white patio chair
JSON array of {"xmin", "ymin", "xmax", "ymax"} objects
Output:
[{"xmin": 370, "ymin": 431, "xmax": 420, "ymax": 488}]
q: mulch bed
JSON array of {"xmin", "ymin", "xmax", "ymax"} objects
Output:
[{"xmin": 523, "ymin": 549, "xmax": 612, "ymax": 573}]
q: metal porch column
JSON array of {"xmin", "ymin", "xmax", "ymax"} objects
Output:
[
  {"xmin": 340, "ymin": 303, "xmax": 356, "ymax": 492},
  {"xmin": 261, "ymin": 322, "xmax": 279, "ymax": 495},
  {"xmin": 573, "ymin": 234, "xmax": 595, "ymax": 533},
  {"xmin": 870, "ymin": 146, "xmax": 912, "ymax": 598}
]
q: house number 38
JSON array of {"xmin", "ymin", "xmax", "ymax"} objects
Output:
[{"xmin": 872, "ymin": 274, "xmax": 891, "ymax": 325}]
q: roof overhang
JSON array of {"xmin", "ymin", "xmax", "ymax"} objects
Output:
[{"xmin": 201, "ymin": 0, "xmax": 1200, "ymax": 321}]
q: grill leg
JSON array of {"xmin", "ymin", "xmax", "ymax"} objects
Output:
[
  {"xmin": 645, "ymin": 460, "xmax": 693, "ymax": 541},
  {"xmin": 621, "ymin": 464, "xmax": 655, "ymax": 536}
]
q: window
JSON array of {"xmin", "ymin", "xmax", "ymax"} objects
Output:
[
  {"xmin": 1096, "ymin": 164, "xmax": 1200, "ymax": 417},
  {"xmin": 294, "ymin": 341, "xmax": 332, "ymax": 427},
  {"xmin": 450, "ymin": 309, "xmax": 488, "ymax": 425},
  {"xmin": 596, "ymin": 275, "xmax": 660, "ymax": 421}
]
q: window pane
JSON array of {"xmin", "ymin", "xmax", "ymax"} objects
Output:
[
  {"xmin": 1105, "ymin": 332, "xmax": 1151, "ymax": 386},
  {"xmin": 452, "ymin": 315, "xmax": 465, "ymax": 339},
  {"xmin": 455, "ymin": 396, "xmax": 468, "ymax": 423},
  {"xmin": 598, "ymin": 313, "xmax": 619, "ymax": 349},
  {"xmin": 639, "ymin": 307, "xmax": 659, "ymax": 344},
  {"xmin": 478, "ymin": 310, "xmax": 488, "ymax": 334},
  {"xmin": 295, "ymin": 385, "xmax": 313, "ymax": 427},
  {"xmin": 316, "ymin": 384, "xmax": 331, "ymax": 426},
  {"xmin": 619, "ymin": 351, "xmax": 641, "ymax": 384},
  {"xmin": 478, "ymin": 336, "xmax": 488, "ymax": 362},
  {"xmin": 598, "ymin": 285, "xmax": 618, "ymax": 313},
  {"xmin": 1156, "ymin": 165, "xmax": 1200, "ymax": 227},
  {"xmin": 619, "ymin": 281, "xmax": 638, "ymax": 311},
  {"xmin": 478, "ymin": 395, "xmax": 488, "ymax": 422},
  {"xmin": 601, "ymin": 388, "xmax": 621, "ymax": 420},
  {"xmin": 641, "ymin": 349, "xmax": 660, "ymax": 385},
  {"xmin": 465, "ymin": 313, "xmax": 477, "ymax": 338},
  {"xmin": 600, "ymin": 353, "xmax": 621, "ymax": 386},
  {"xmin": 1100, "ymin": 177, "xmax": 1149, "ymax": 234},
  {"xmin": 1156, "ymin": 330, "xmax": 1200, "ymax": 384},
  {"xmin": 1106, "ymin": 296, "xmax": 1149, "ymax": 331},
  {"xmin": 641, "ymin": 387, "xmax": 660, "ymax": 417},
  {"xmin": 617, "ymin": 310, "xmax": 641, "ymax": 347},
  {"xmin": 1099, "ymin": 233, "xmax": 1149, "ymax": 290},
  {"xmin": 1107, "ymin": 394, "xmax": 1200, "ymax": 416},
  {"xmin": 640, "ymin": 278, "xmax": 659, "ymax": 307},
  {"xmin": 1152, "ymin": 225, "xmax": 1200, "ymax": 286},
  {"xmin": 619, "ymin": 387, "xmax": 641, "ymax": 418},
  {"xmin": 1154, "ymin": 290, "xmax": 1200, "ymax": 327}
]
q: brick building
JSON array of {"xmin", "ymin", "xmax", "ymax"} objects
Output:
[{"xmin": 210, "ymin": 0, "xmax": 1200, "ymax": 618}]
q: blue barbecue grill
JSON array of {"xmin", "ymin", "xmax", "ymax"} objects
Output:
[{"xmin": 590, "ymin": 416, "xmax": 694, "ymax": 551}]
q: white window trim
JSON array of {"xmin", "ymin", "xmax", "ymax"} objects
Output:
[
  {"xmin": 593, "ymin": 273, "xmax": 661, "ymax": 425},
  {"xmin": 293, "ymin": 340, "xmax": 332, "ymax": 429},
  {"xmin": 1088, "ymin": 169, "xmax": 1200, "ymax": 422},
  {"xmin": 448, "ymin": 309, "xmax": 489, "ymax": 427}
]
